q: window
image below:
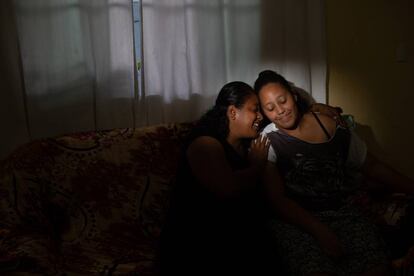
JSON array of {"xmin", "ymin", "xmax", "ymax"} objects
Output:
[{"xmin": 132, "ymin": 0, "xmax": 142, "ymax": 85}]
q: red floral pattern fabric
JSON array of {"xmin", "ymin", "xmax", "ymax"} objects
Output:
[{"xmin": 0, "ymin": 123, "xmax": 192, "ymax": 275}]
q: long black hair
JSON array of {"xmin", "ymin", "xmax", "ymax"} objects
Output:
[{"xmin": 189, "ymin": 81, "xmax": 255, "ymax": 143}]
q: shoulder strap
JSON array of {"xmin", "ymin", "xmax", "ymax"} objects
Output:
[{"xmin": 311, "ymin": 111, "xmax": 331, "ymax": 140}]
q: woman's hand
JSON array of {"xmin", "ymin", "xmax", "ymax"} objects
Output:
[
  {"xmin": 248, "ymin": 135, "xmax": 270, "ymax": 169},
  {"xmin": 311, "ymin": 103, "xmax": 347, "ymax": 127},
  {"xmin": 314, "ymin": 225, "xmax": 344, "ymax": 259}
]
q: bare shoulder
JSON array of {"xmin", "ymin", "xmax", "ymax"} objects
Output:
[
  {"xmin": 187, "ymin": 136, "xmax": 225, "ymax": 159},
  {"xmin": 189, "ymin": 136, "xmax": 222, "ymax": 150},
  {"xmin": 186, "ymin": 136, "xmax": 233, "ymax": 192},
  {"xmin": 315, "ymin": 113, "xmax": 337, "ymax": 132}
]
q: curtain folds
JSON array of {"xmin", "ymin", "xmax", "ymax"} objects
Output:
[
  {"xmin": 12, "ymin": 0, "xmax": 136, "ymax": 139},
  {"xmin": 141, "ymin": 0, "xmax": 326, "ymax": 125},
  {"xmin": 0, "ymin": 0, "xmax": 326, "ymax": 159}
]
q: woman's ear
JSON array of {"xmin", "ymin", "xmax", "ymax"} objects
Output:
[{"xmin": 227, "ymin": 105, "xmax": 237, "ymax": 120}]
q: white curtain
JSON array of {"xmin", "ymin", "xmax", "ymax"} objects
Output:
[
  {"xmin": 141, "ymin": 0, "xmax": 326, "ymax": 125},
  {"xmin": 12, "ymin": 0, "xmax": 136, "ymax": 139},
  {"xmin": 0, "ymin": 0, "xmax": 326, "ymax": 159}
]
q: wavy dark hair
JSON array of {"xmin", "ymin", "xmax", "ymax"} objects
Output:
[
  {"xmin": 254, "ymin": 70, "xmax": 309, "ymax": 117},
  {"xmin": 189, "ymin": 81, "xmax": 255, "ymax": 143}
]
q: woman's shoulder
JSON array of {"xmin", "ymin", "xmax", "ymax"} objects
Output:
[
  {"xmin": 187, "ymin": 136, "xmax": 224, "ymax": 158},
  {"xmin": 308, "ymin": 112, "xmax": 337, "ymax": 131},
  {"xmin": 191, "ymin": 135, "xmax": 222, "ymax": 147}
]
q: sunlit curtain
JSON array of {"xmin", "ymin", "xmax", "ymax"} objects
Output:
[
  {"xmin": 12, "ymin": 0, "xmax": 136, "ymax": 139},
  {"xmin": 140, "ymin": 0, "xmax": 326, "ymax": 125},
  {"xmin": 0, "ymin": 0, "xmax": 326, "ymax": 159}
]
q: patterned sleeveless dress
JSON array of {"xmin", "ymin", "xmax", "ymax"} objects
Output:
[{"xmin": 266, "ymin": 113, "xmax": 389, "ymax": 275}]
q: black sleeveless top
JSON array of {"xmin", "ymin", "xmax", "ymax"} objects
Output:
[
  {"xmin": 159, "ymin": 134, "xmax": 266, "ymax": 274},
  {"xmin": 168, "ymin": 137, "xmax": 254, "ymax": 228},
  {"xmin": 267, "ymin": 113, "xmax": 353, "ymax": 211}
]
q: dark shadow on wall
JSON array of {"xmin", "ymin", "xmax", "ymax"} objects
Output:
[
  {"xmin": 259, "ymin": 0, "xmax": 285, "ymax": 64},
  {"xmin": 259, "ymin": 0, "xmax": 312, "ymax": 66},
  {"xmin": 354, "ymin": 122, "xmax": 387, "ymax": 161}
]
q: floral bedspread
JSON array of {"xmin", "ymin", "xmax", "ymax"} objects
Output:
[{"xmin": 0, "ymin": 123, "xmax": 193, "ymax": 275}]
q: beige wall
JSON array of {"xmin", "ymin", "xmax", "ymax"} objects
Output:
[{"xmin": 327, "ymin": 0, "xmax": 414, "ymax": 178}]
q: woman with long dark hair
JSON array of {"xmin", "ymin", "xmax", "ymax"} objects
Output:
[{"xmin": 160, "ymin": 81, "xmax": 273, "ymax": 275}]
